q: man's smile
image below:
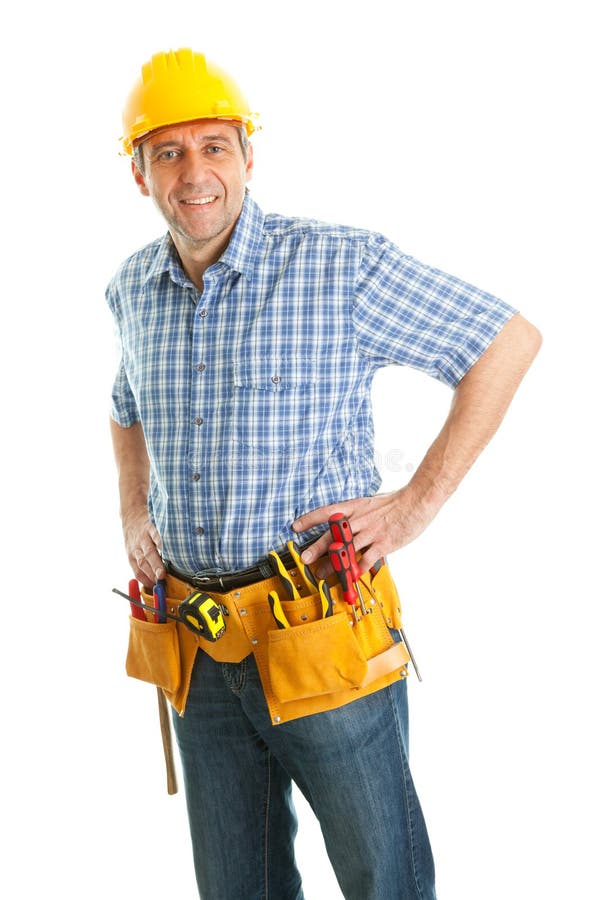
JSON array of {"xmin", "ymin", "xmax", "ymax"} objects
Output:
[{"xmin": 180, "ymin": 196, "xmax": 218, "ymax": 205}]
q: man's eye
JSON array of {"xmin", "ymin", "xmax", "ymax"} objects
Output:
[
  {"xmin": 206, "ymin": 145, "xmax": 224, "ymax": 154},
  {"xmin": 159, "ymin": 150, "xmax": 179, "ymax": 160}
]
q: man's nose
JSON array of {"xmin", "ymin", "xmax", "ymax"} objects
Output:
[{"xmin": 180, "ymin": 151, "xmax": 212, "ymax": 185}]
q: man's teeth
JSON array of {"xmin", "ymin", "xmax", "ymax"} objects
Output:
[{"xmin": 183, "ymin": 196, "xmax": 216, "ymax": 205}]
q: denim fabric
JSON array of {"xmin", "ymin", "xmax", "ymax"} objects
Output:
[{"xmin": 172, "ymin": 647, "xmax": 436, "ymax": 899}]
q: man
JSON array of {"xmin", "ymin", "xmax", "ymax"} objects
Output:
[{"xmin": 108, "ymin": 48, "xmax": 541, "ymax": 900}]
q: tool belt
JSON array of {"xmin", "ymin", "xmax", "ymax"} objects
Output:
[{"xmin": 125, "ymin": 558, "xmax": 410, "ymax": 726}]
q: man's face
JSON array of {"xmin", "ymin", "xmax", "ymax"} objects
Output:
[{"xmin": 132, "ymin": 120, "xmax": 253, "ymax": 258}]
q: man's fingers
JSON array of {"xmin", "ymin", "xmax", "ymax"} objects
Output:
[
  {"xmin": 293, "ymin": 501, "xmax": 351, "ymax": 534},
  {"xmin": 130, "ymin": 556, "xmax": 154, "ymax": 590},
  {"xmin": 148, "ymin": 524, "xmax": 163, "ymax": 552},
  {"xmin": 356, "ymin": 545, "xmax": 384, "ymax": 575},
  {"xmin": 131, "ymin": 541, "xmax": 165, "ymax": 587},
  {"xmin": 299, "ymin": 533, "xmax": 331, "ymax": 565}
]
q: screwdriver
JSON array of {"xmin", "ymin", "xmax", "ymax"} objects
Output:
[
  {"xmin": 366, "ymin": 557, "xmax": 422, "ymax": 682},
  {"xmin": 329, "ymin": 541, "xmax": 359, "ymax": 622},
  {"xmin": 328, "ymin": 513, "xmax": 368, "ymax": 615}
]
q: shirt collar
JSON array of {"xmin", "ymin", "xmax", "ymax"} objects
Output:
[
  {"xmin": 218, "ymin": 194, "xmax": 264, "ymax": 280},
  {"xmin": 143, "ymin": 194, "xmax": 265, "ymax": 287},
  {"xmin": 143, "ymin": 233, "xmax": 188, "ymax": 286}
]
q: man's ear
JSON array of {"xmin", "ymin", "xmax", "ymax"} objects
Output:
[
  {"xmin": 131, "ymin": 159, "xmax": 150, "ymax": 196},
  {"xmin": 245, "ymin": 143, "xmax": 254, "ymax": 185}
]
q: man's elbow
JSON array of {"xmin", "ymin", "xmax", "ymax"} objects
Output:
[
  {"xmin": 513, "ymin": 313, "xmax": 543, "ymax": 362},
  {"xmin": 492, "ymin": 312, "xmax": 542, "ymax": 375},
  {"xmin": 459, "ymin": 313, "xmax": 542, "ymax": 393}
]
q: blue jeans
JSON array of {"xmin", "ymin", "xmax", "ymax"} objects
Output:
[{"xmin": 172, "ymin": 646, "xmax": 437, "ymax": 900}]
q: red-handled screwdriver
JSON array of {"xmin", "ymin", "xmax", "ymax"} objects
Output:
[
  {"xmin": 328, "ymin": 513, "xmax": 369, "ymax": 615},
  {"xmin": 329, "ymin": 512, "xmax": 354, "ymax": 546},
  {"xmin": 329, "ymin": 541, "xmax": 359, "ymax": 622}
]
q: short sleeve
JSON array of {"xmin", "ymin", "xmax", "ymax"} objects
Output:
[
  {"xmin": 106, "ymin": 281, "xmax": 140, "ymax": 427},
  {"xmin": 353, "ymin": 233, "xmax": 517, "ymax": 388},
  {"xmin": 111, "ymin": 356, "xmax": 140, "ymax": 427}
]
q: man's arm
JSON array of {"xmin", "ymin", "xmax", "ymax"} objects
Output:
[
  {"xmin": 110, "ymin": 418, "xmax": 166, "ymax": 588},
  {"xmin": 293, "ymin": 313, "xmax": 542, "ymax": 575}
]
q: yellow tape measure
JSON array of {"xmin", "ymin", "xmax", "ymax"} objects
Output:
[{"xmin": 179, "ymin": 592, "xmax": 226, "ymax": 642}]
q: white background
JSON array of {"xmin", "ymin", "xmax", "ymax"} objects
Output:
[{"xmin": 2, "ymin": 1, "xmax": 598, "ymax": 897}]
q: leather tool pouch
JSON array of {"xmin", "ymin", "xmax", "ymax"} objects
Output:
[
  {"xmin": 241, "ymin": 560, "xmax": 411, "ymax": 725},
  {"xmin": 124, "ymin": 560, "xmax": 410, "ymax": 723},
  {"xmin": 267, "ymin": 613, "xmax": 368, "ymax": 702},
  {"xmin": 126, "ymin": 617, "xmax": 181, "ymax": 695}
]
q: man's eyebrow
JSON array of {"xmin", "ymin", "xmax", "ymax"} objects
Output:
[{"xmin": 148, "ymin": 133, "xmax": 236, "ymax": 154}]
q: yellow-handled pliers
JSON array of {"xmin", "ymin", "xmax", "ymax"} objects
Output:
[
  {"xmin": 267, "ymin": 590, "xmax": 291, "ymax": 629},
  {"xmin": 269, "ymin": 550, "xmax": 301, "ymax": 601},
  {"xmin": 318, "ymin": 579, "xmax": 334, "ymax": 618}
]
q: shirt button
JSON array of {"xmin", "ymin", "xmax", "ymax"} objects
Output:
[
  {"xmin": 195, "ymin": 526, "xmax": 205, "ymax": 536},
  {"xmin": 199, "ymin": 308, "xmax": 208, "ymax": 318},
  {"xmin": 271, "ymin": 375, "xmax": 281, "ymax": 384},
  {"xmin": 192, "ymin": 473, "xmax": 201, "ymax": 482},
  {"xmin": 193, "ymin": 417, "xmax": 204, "ymax": 426},
  {"xmin": 195, "ymin": 363, "xmax": 206, "ymax": 372}
]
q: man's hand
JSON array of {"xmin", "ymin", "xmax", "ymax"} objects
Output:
[
  {"xmin": 293, "ymin": 486, "xmax": 439, "ymax": 577},
  {"xmin": 110, "ymin": 419, "xmax": 166, "ymax": 589},
  {"xmin": 122, "ymin": 509, "xmax": 166, "ymax": 589}
]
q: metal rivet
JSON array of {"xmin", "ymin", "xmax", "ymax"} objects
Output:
[
  {"xmin": 240, "ymin": 608, "xmax": 247, "ymax": 616},
  {"xmin": 370, "ymin": 598, "xmax": 376, "ymax": 606},
  {"xmin": 387, "ymin": 617, "xmax": 392, "ymax": 625},
  {"xmin": 234, "ymin": 592, "xmax": 241, "ymax": 598},
  {"xmin": 251, "ymin": 638, "xmax": 258, "ymax": 645},
  {"xmin": 274, "ymin": 716, "xmax": 281, "ymax": 723},
  {"xmin": 300, "ymin": 614, "xmax": 308, "ymax": 621}
]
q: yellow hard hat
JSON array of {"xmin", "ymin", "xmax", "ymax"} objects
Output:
[{"xmin": 120, "ymin": 48, "xmax": 258, "ymax": 155}]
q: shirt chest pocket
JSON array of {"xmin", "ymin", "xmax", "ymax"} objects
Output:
[{"xmin": 232, "ymin": 357, "xmax": 318, "ymax": 455}]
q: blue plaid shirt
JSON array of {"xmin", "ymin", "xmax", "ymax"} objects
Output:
[{"xmin": 107, "ymin": 195, "xmax": 516, "ymax": 575}]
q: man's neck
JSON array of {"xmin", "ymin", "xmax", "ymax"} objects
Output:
[{"xmin": 170, "ymin": 227, "xmax": 236, "ymax": 292}]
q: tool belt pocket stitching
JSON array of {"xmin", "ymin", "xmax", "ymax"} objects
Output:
[{"xmin": 125, "ymin": 616, "xmax": 182, "ymax": 694}]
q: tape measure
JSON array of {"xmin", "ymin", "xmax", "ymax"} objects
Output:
[{"xmin": 179, "ymin": 592, "xmax": 226, "ymax": 642}]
